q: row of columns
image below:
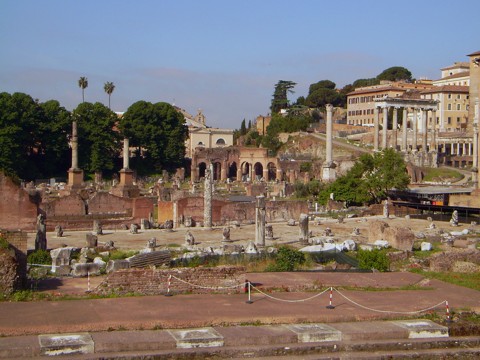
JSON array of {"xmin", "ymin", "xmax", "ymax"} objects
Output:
[{"xmin": 373, "ymin": 106, "xmax": 437, "ymax": 153}]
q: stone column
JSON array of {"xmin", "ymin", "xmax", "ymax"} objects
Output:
[
  {"xmin": 262, "ymin": 167, "xmax": 268, "ymax": 181},
  {"xmin": 299, "ymin": 213, "xmax": 309, "ymax": 245},
  {"xmin": 382, "ymin": 106, "xmax": 388, "ymax": 149},
  {"xmin": 123, "ymin": 138, "xmax": 129, "ymax": 169},
  {"xmin": 236, "ymin": 166, "xmax": 242, "ymax": 182},
  {"xmin": 412, "ymin": 108, "xmax": 418, "ymax": 151},
  {"xmin": 392, "ymin": 107, "xmax": 398, "ymax": 150},
  {"xmin": 118, "ymin": 137, "xmax": 134, "ymax": 188},
  {"xmin": 71, "ymin": 121, "xmax": 79, "ymax": 169},
  {"xmin": 422, "ymin": 109, "xmax": 428, "ymax": 152},
  {"xmin": 221, "ymin": 160, "xmax": 227, "ymax": 181},
  {"xmin": 322, "ymin": 104, "xmax": 336, "ymax": 181},
  {"xmin": 374, "ymin": 106, "xmax": 379, "ymax": 151},
  {"xmin": 326, "ymin": 104, "xmax": 333, "ymax": 163},
  {"xmin": 203, "ymin": 163, "xmax": 213, "ymax": 229},
  {"xmin": 255, "ymin": 195, "xmax": 266, "ymax": 248},
  {"xmin": 402, "ymin": 108, "xmax": 408, "ymax": 151},
  {"xmin": 430, "ymin": 110, "xmax": 437, "ymax": 152},
  {"xmin": 67, "ymin": 120, "xmax": 84, "ymax": 189}
]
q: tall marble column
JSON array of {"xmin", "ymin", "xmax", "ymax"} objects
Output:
[
  {"xmin": 203, "ymin": 163, "xmax": 213, "ymax": 229},
  {"xmin": 421, "ymin": 109, "xmax": 428, "ymax": 152},
  {"xmin": 473, "ymin": 98, "xmax": 479, "ymax": 187},
  {"xmin": 326, "ymin": 104, "xmax": 333, "ymax": 163},
  {"xmin": 67, "ymin": 120, "xmax": 84, "ymax": 189},
  {"xmin": 392, "ymin": 107, "xmax": 398, "ymax": 150},
  {"xmin": 382, "ymin": 106, "xmax": 388, "ymax": 149},
  {"xmin": 255, "ymin": 195, "xmax": 266, "ymax": 248},
  {"xmin": 374, "ymin": 106, "xmax": 379, "ymax": 151},
  {"xmin": 322, "ymin": 104, "xmax": 336, "ymax": 181},
  {"xmin": 71, "ymin": 121, "xmax": 79, "ymax": 170},
  {"xmin": 402, "ymin": 108, "xmax": 408, "ymax": 151},
  {"xmin": 123, "ymin": 137, "xmax": 129, "ymax": 169},
  {"xmin": 412, "ymin": 108, "xmax": 418, "ymax": 152},
  {"xmin": 430, "ymin": 110, "xmax": 437, "ymax": 152}
]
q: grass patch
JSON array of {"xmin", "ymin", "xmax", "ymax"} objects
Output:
[
  {"xmin": 422, "ymin": 167, "xmax": 463, "ymax": 183},
  {"xmin": 410, "ymin": 269, "xmax": 480, "ymax": 291}
]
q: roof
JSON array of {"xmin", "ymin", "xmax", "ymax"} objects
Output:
[
  {"xmin": 421, "ymin": 85, "xmax": 469, "ymax": 94},
  {"xmin": 467, "ymin": 50, "xmax": 480, "ymax": 56},
  {"xmin": 440, "ymin": 62, "xmax": 469, "ymax": 71},
  {"xmin": 347, "ymin": 85, "xmax": 406, "ymax": 96},
  {"xmin": 434, "ymin": 71, "xmax": 469, "ymax": 82}
]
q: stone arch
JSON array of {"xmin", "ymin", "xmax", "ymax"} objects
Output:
[
  {"xmin": 198, "ymin": 162, "xmax": 207, "ymax": 179},
  {"xmin": 241, "ymin": 162, "xmax": 251, "ymax": 181},
  {"xmin": 267, "ymin": 162, "xmax": 277, "ymax": 181},
  {"xmin": 213, "ymin": 162, "xmax": 222, "ymax": 181},
  {"xmin": 253, "ymin": 162, "xmax": 263, "ymax": 180},
  {"xmin": 228, "ymin": 161, "xmax": 238, "ymax": 180},
  {"xmin": 216, "ymin": 138, "xmax": 226, "ymax": 146}
]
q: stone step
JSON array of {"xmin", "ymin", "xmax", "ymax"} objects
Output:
[{"xmin": 37, "ymin": 333, "xmax": 94, "ymax": 356}]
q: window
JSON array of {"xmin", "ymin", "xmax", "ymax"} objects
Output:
[
  {"xmin": 448, "ymin": 94, "xmax": 452, "ymax": 99},
  {"xmin": 216, "ymin": 138, "xmax": 226, "ymax": 145},
  {"xmin": 448, "ymin": 117, "xmax": 451, "ymax": 124},
  {"xmin": 457, "ymin": 117, "xmax": 461, "ymax": 123},
  {"xmin": 448, "ymin": 104, "xmax": 452, "ymax": 110},
  {"xmin": 457, "ymin": 104, "xmax": 461, "ymax": 110}
]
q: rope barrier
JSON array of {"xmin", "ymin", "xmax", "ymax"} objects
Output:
[
  {"xmin": 326, "ymin": 287, "xmax": 335, "ymax": 309},
  {"xmin": 250, "ymin": 284, "xmax": 330, "ymax": 303},
  {"xmin": 333, "ymin": 287, "xmax": 447, "ymax": 315},
  {"xmin": 445, "ymin": 300, "xmax": 451, "ymax": 322},
  {"xmin": 165, "ymin": 274, "xmax": 172, "ymax": 297}
]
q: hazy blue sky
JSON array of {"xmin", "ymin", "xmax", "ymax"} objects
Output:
[{"xmin": 1, "ymin": 0, "xmax": 478, "ymax": 129}]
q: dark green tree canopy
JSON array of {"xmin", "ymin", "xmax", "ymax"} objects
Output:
[
  {"xmin": 319, "ymin": 148, "xmax": 410, "ymax": 205},
  {"xmin": 0, "ymin": 92, "xmax": 72, "ymax": 180},
  {"xmin": 271, "ymin": 80, "xmax": 296, "ymax": 113},
  {"xmin": 309, "ymin": 80, "xmax": 336, "ymax": 94},
  {"xmin": 73, "ymin": 102, "xmax": 121, "ymax": 175},
  {"xmin": 120, "ymin": 101, "xmax": 188, "ymax": 173},
  {"xmin": 377, "ymin": 66, "xmax": 412, "ymax": 82},
  {"xmin": 305, "ymin": 79, "xmax": 343, "ymax": 108}
]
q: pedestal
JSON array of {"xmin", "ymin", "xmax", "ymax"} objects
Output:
[
  {"xmin": 67, "ymin": 168, "xmax": 84, "ymax": 189},
  {"xmin": 322, "ymin": 162, "xmax": 336, "ymax": 182}
]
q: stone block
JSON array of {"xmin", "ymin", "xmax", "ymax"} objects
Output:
[
  {"xmin": 38, "ymin": 333, "xmax": 94, "ymax": 356},
  {"xmin": 384, "ymin": 226, "xmax": 415, "ymax": 251},
  {"xmin": 368, "ymin": 220, "xmax": 389, "ymax": 243},
  {"xmin": 168, "ymin": 327, "xmax": 224, "ymax": 348},
  {"xmin": 285, "ymin": 323, "xmax": 341, "ymax": 342}
]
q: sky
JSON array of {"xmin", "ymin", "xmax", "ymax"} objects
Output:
[{"xmin": 0, "ymin": 0, "xmax": 479, "ymax": 129}]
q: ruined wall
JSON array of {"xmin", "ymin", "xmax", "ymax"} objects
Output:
[
  {"xmin": 131, "ymin": 197, "xmax": 156, "ymax": 220},
  {"xmin": 88, "ymin": 192, "xmax": 131, "ymax": 215},
  {"xmin": 172, "ymin": 197, "xmax": 308, "ymax": 225},
  {"xmin": 0, "ymin": 230, "xmax": 27, "ymax": 292},
  {"xmin": 43, "ymin": 194, "xmax": 86, "ymax": 217},
  {"xmin": 93, "ymin": 266, "xmax": 245, "ymax": 296},
  {"xmin": 0, "ymin": 172, "xmax": 38, "ymax": 231},
  {"xmin": 449, "ymin": 193, "xmax": 480, "ymax": 208}
]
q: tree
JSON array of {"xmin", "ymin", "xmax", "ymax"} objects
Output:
[
  {"xmin": 271, "ymin": 80, "xmax": 296, "ymax": 113},
  {"xmin": 309, "ymin": 80, "xmax": 336, "ymax": 94},
  {"xmin": 103, "ymin": 81, "xmax": 115, "ymax": 109},
  {"xmin": 120, "ymin": 101, "xmax": 188, "ymax": 174},
  {"xmin": 240, "ymin": 119, "xmax": 247, "ymax": 135},
  {"xmin": 319, "ymin": 148, "xmax": 410, "ymax": 205},
  {"xmin": 73, "ymin": 102, "xmax": 121, "ymax": 181},
  {"xmin": 352, "ymin": 78, "xmax": 379, "ymax": 88},
  {"xmin": 305, "ymin": 88, "xmax": 343, "ymax": 108},
  {"xmin": 78, "ymin": 76, "xmax": 88, "ymax": 103},
  {"xmin": 377, "ymin": 66, "xmax": 412, "ymax": 82}
]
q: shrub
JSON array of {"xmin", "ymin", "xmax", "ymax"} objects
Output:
[
  {"xmin": 357, "ymin": 248, "xmax": 390, "ymax": 272},
  {"xmin": 0, "ymin": 235, "xmax": 9, "ymax": 250},
  {"xmin": 266, "ymin": 246, "xmax": 306, "ymax": 272},
  {"xmin": 27, "ymin": 250, "xmax": 51, "ymax": 265}
]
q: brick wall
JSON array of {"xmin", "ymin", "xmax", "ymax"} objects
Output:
[
  {"xmin": 172, "ymin": 197, "xmax": 309, "ymax": 225},
  {"xmin": 93, "ymin": 266, "xmax": 246, "ymax": 296},
  {"xmin": 0, "ymin": 172, "xmax": 38, "ymax": 231},
  {"xmin": 44, "ymin": 194, "xmax": 86, "ymax": 217},
  {"xmin": 0, "ymin": 229, "xmax": 27, "ymax": 290}
]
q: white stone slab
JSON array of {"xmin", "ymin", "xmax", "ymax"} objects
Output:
[
  {"xmin": 38, "ymin": 332, "xmax": 94, "ymax": 356},
  {"xmin": 167, "ymin": 327, "xmax": 224, "ymax": 348},
  {"xmin": 285, "ymin": 323, "xmax": 342, "ymax": 342},
  {"xmin": 392, "ymin": 319, "xmax": 449, "ymax": 338}
]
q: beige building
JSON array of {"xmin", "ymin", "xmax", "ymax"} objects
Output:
[
  {"xmin": 176, "ymin": 107, "xmax": 234, "ymax": 158},
  {"xmin": 420, "ymin": 85, "xmax": 469, "ymax": 132},
  {"xmin": 256, "ymin": 115, "xmax": 272, "ymax": 135},
  {"xmin": 346, "ymin": 82, "xmax": 433, "ymax": 126}
]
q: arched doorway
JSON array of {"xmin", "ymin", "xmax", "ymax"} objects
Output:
[
  {"xmin": 254, "ymin": 162, "xmax": 263, "ymax": 181},
  {"xmin": 241, "ymin": 162, "xmax": 251, "ymax": 182},
  {"xmin": 267, "ymin": 162, "xmax": 277, "ymax": 181},
  {"xmin": 213, "ymin": 162, "xmax": 221, "ymax": 181},
  {"xmin": 198, "ymin": 162, "xmax": 207, "ymax": 179},
  {"xmin": 228, "ymin": 161, "xmax": 238, "ymax": 181}
]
